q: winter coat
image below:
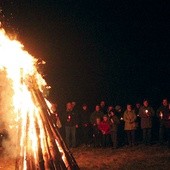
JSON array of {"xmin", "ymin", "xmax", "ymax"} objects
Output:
[
  {"xmin": 164, "ymin": 113, "xmax": 170, "ymax": 128},
  {"xmin": 64, "ymin": 110, "xmax": 78, "ymax": 127},
  {"xmin": 156, "ymin": 105, "xmax": 169, "ymax": 125},
  {"xmin": 139, "ymin": 106, "xmax": 155, "ymax": 129},
  {"xmin": 80, "ymin": 110, "xmax": 91, "ymax": 126},
  {"xmin": 109, "ymin": 115, "xmax": 120, "ymax": 132},
  {"xmin": 123, "ymin": 110, "xmax": 137, "ymax": 130},
  {"xmin": 99, "ymin": 121, "xmax": 110, "ymax": 135}
]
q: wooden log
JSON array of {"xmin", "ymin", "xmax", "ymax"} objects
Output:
[
  {"xmin": 30, "ymin": 88, "xmax": 66, "ymax": 170},
  {"xmin": 33, "ymin": 87, "xmax": 79, "ymax": 170},
  {"xmin": 16, "ymin": 75, "xmax": 79, "ymax": 169}
]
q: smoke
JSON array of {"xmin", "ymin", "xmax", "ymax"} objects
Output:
[{"xmin": 0, "ymin": 70, "xmax": 18, "ymax": 158}]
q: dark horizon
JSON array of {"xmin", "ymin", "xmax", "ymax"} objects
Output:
[{"xmin": 1, "ymin": 0, "xmax": 170, "ymax": 108}]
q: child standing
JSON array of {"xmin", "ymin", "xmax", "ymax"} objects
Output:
[{"xmin": 99, "ymin": 115, "xmax": 111, "ymax": 147}]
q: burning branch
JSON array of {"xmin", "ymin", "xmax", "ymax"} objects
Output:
[{"xmin": 0, "ymin": 28, "xmax": 79, "ymax": 170}]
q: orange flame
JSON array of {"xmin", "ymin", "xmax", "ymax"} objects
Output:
[{"xmin": 0, "ymin": 29, "xmax": 68, "ymax": 169}]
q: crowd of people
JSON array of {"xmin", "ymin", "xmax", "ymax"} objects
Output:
[{"xmin": 49, "ymin": 99, "xmax": 170, "ymax": 150}]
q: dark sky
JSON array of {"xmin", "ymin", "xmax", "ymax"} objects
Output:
[{"xmin": 1, "ymin": 0, "xmax": 170, "ymax": 107}]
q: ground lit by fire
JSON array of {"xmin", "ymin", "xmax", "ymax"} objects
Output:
[{"xmin": 0, "ymin": 145, "xmax": 170, "ymax": 169}]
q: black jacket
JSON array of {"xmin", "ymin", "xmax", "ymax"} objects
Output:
[
  {"xmin": 80, "ymin": 110, "xmax": 91, "ymax": 125},
  {"xmin": 64, "ymin": 110, "xmax": 78, "ymax": 127}
]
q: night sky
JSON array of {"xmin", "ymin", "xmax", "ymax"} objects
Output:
[{"xmin": 1, "ymin": 0, "xmax": 170, "ymax": 108}]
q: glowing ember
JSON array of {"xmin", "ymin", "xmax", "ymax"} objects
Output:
[{"xmin": 0, "ymin": 29, "xmax": 79, "ymax": 169}]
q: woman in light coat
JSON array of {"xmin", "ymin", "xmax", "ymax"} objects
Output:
[{"xmin": 123, "ymin": 104, "xmax": 137, "ymax": 146}]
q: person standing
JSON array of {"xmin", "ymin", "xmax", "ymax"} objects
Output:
[
  {"xmin": 139, "ymin": 99, "xmax": 155, "ymax": 145},
  {"xmin": 92, "ymin": 118, "xmax": 102, "ymax": 147},
  {"xmin": 51, "ymin": 103, "xmax": 62, "ymax": 131},
  {"xmin": 108, "ymin": 108, "xmax": 120, "ymax": 149},
  {"xmin": 90, "ymin": 105, "xmax": 104, "ymax": 125},
  {"xmin": 123, "ymin": 104, "xmax": 137, "ymax": 146},
  {"xmin": 115, "ymin": 105, "xmax": 125, "ymax": 147},
  {"xmin": 99, "ymin": 115, "xmax": 111, "ymax": 147},
  {"xmin": 90, "ymin": 105, "xmax": 104, "ymax": 147},
  {"xmin": 64, "ymin": 102, "xmax": 78, "ymax": 148},
  {"xmin": 156, "ymin": 99, "xmax": 169, "ymax": 145},
  {"xmin": 134, "ymin": 103, "xmax": 142, "ymax": 143},
  {"xmin": 100, "ymin": 101, "xmax": 107, "ymax": 114},
  {"xmin": 164, "ymin": 104, "xmax": 170, "ymax": 148},
  {"xmin": 80, "ymin": 104, "xmax": 91, "ymax": 146}
]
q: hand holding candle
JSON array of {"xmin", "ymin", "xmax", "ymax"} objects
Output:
[
  {"xmin": 67, "ymin": 115, "xmax": 71, "ymax": 122},
  {"xmin": 145, "ymin": 109, "xmax": 149, "ymax": 117},
  {"xmin": 160, "ymin": 112, "xmax": 163, "ymax": 119}
]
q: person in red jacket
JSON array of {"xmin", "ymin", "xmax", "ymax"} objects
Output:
[{"xmin": 99, "ymin": 115, "xmax": 111, "ymax": 147}]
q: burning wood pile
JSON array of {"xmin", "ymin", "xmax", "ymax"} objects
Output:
[{"xmin": 0, "ymin": 29, "xmax": 79, "ymax": 170}]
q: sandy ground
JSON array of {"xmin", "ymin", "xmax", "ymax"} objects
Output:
[
  {"xmin": 0, "ymin": 145, "xmax": 170, "ymax": 170},
  {"xmin": 72, "ymin": 144, "xmax": 170, "ymax": 170}
]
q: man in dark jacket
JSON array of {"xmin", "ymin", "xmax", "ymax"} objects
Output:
[
  {"xmin": 108, "ymin": 108, "xmax": 120, "ymax": 149},
  {"xmin": 156, "ymin": 99, "xmax": 169, "ymax": 144},
  {"xmin": 90, "ymin": 105, "xmax": 104, "ymax": 125},
  {"xmin": 115, "ymin": 105, "xmax": 125, "ymax": 147},
  {"xmin": 90, "ymin": 105, "xmax": 104, "ymax": 147},
  {"xmin": 139, "ymin": 99, "xmax": 155, "ymax": 145},
  {"xmin": 80, "ymin": 104, "xmax": 91, "ymax": 145},
  {"xmin": 134, "ymin": 103, "xmax": 142, "ymax": 143},
  {"xmin": 64, "ymin": 102, "xmax": 78, "ymax": 148},
  {"xmin": 164, "ymin": 104, "xmax": 170, "ymax": 148}
]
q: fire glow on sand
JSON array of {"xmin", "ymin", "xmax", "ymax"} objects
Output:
[{"xmin": 0, "ymin": 28, "xmax": 79, "ymax": 170}]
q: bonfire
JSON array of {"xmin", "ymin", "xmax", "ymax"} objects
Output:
[{"xmin": 0, "ymin": 29, "xmax": 79, "ymax": 170}]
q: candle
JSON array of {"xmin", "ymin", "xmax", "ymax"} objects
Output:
[{"xmin": 160, "ymin": 112, "xmax": 163, "ymax": 119}]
